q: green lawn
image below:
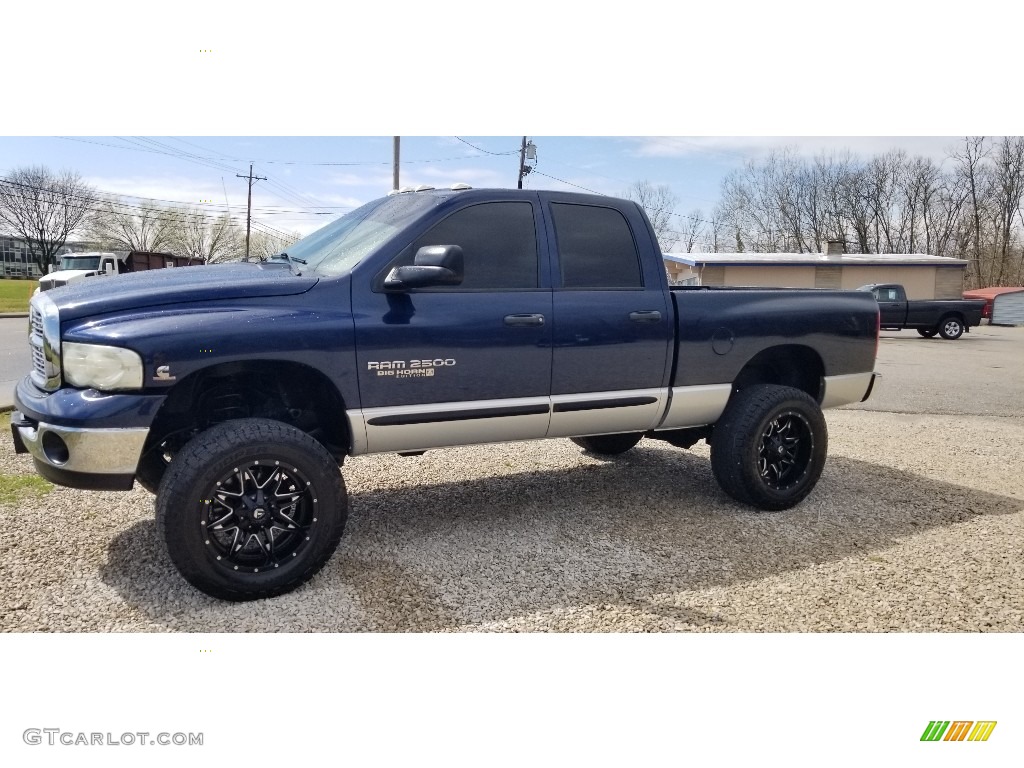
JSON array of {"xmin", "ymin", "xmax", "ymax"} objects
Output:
[
  {"xmin": 0, "ymin": 414, "xmax": 54, "ymax": 505},
  {"xmin": 0, "ymin": 278, "xmax": 36, "ymax": 313}
]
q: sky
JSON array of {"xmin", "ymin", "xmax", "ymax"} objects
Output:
[{"xmin": 0, "ymin": 135, "xmax": 971, "ymax": 242}]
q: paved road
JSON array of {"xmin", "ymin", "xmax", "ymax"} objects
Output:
[
  {"xmin": 855, "ymin": 324, "xmax": 1024, "ymax": 418},
  {"xmin": 1, "ymin": 316, "xmax": 29, "ymax": 409}
]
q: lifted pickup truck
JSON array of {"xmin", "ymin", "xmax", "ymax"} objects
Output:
[
  {"xmin": 11, "ymin": 187, "xmax": 880, "ymax": 600},
  {"xmin": 859, "ymin": 283, "xmax": 985, "ymax": 340}
]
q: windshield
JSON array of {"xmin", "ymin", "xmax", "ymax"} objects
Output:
[
  {"xmin": 59, "ymin": 256, "xmax": 101, "ymax": 271},
  {"xmin": 289, "ymin": 193, "xmax": 448, "ymax": 276}
]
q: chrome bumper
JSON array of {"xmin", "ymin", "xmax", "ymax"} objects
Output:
[{"xmin": 11, "ymin": 411, "xmax": 148, "ymax": 475}]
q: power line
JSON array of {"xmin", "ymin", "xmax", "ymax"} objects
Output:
[
  {"xmin": 0, "ymin": 175, "xmax": 338, "ymax": 217},
  {"xmin": 57, "ymin": 136, "xmax": 504, "ymax": 167},
  {"xmin": 454, "ymin": 137, "xmax": 519, "ymax": 156},
  {"xmin": 530, "ymin": 171, "xmax": 605, "ymax": 196}
]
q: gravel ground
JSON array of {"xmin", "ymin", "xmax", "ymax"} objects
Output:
[
  {"xmin": 2, "ymin": 329, "xmax": 1022, "ymax": 633},
  {"xmin": 2, "ymin": 409, "xmax": 1021, "ymax": 633}
]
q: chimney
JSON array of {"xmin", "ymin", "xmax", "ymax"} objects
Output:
[{"xmin": 824, "ymin": 240, "xmax": 846, "ymax": 258}]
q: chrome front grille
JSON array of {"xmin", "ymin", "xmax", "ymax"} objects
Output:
[
  {"xmin": 29, "ymin": 306, "xmax": 46, "ymax": 380},
  {"xmin": 28, "ymin": 296, "xmax": 61, "ymax": 390}
]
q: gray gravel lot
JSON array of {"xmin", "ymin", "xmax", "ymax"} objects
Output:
[{"xmin": 1, "ymin": 326, "xmax": 1022, "ymax": 632}]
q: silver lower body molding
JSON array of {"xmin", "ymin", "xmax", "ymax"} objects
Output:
[{"xmin": 821, "ymin": 372, "xmax": 876, "ymax": 408}]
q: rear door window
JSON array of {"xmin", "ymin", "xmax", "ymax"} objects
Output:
[{"xmin": 550, "ymin": 203, "xmax": 643, "ymax": 289}]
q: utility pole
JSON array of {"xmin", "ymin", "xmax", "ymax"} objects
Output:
[
  {"xmin": 236, "ymin": 163, "xmax": 266, "ymax": 262},
  {"xmin": 393, "ymin": 137, "xmax": 401, "ymax": 191},
  {"xmin": 517, "ymin": 136, "xmax": 527, "ymax": 189},
  {"xmin": 517, "ymin": 137, "xmax": 536, "ymax": 189}
]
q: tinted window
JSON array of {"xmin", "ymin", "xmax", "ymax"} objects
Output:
[
  {"xmin": 399, "ymin": 202, "xmax": 538, "ymax": 290},
  {"xmin": 551, "ymin": 203, "xmax": 643, "ymax": 289}
]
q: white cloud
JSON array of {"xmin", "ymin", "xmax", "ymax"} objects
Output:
[{"xmin": 628, "ymin": 136, "xmax": 964, "ymax": 165}]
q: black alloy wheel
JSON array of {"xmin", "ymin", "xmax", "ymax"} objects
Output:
[
  {"xmin": 202, "ymin": 461, "xmax": 317, "ymax": 573},
  {"xmin": 755, "ymin": 411, "xmax": 814, "ymax": 492}
]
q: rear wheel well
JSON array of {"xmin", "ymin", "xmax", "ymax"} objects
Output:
[
  {"xmin": 142, "ymin": 361, "xmax": 349, "ymax": 468},
  {"xmin": 730, "ymin": 346, "xmax": 825, "ymax": 403}
]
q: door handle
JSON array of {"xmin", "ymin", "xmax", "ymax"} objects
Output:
[
  {"xmin": 629, "ymin": 310, "xmax": 662, "ymax": 323},
  {"xmin": 504, "ymin": 313, "xmax": 545, "ymax": 327}
]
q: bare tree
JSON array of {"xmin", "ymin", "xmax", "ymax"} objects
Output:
[
  {"xmin": 248, "ymin": 228, "xmax": 302, "ymax": 262},
  {"xmin": 952, "ymin": 137, "xmax": 992, "ymax": 286},
  {"xmin": 88, "ymin": 197, "xmax": 178, "ymax": 252},
  {"xmin": 703, "ymin": 205, "xmax": 727, "ymax": 253},
  {"xmin": 168, "ymin": 209, "xmax": 243, "ymax": 264},
  {"xmin": 990, "ymin": 136, "xmax": 1024, "ymax": 284},
  {"xmin": 0, "ymin": 166, "xmax": 95, "ymax": 274},
  {"xmin": 678, "ymin": 209, "xmax": 705, "ymax": 253},
  {"xmin": 626, "ymin": 181, "xmax": 679, "ymax": 251},
  {"xmin": 706, "ymin": 136, "xmax": 1023, "ymax": 288}
]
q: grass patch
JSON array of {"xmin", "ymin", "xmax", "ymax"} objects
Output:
[
  {"xmin": 0, "ymin": 278, "xmax": 37, "ymax": 313},
  {"xmin": 0, "ymin": 474, "xmax": 52, "ymax": 505},
  {"xmin": 0, "ymin": 413, "xmax": 54, "ymax": 504}
]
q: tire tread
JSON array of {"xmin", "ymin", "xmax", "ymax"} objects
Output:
[
  {"xmin": 155, "ymin": 418, "xmax": 346, "ymax": 601},
  {"xmin": 710, "ymin": 385, "xmax": 827, "ymax": 511}
]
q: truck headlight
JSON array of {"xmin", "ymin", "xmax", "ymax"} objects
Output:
[{"xmin": 62, "ymin": 343, "xmax": 144, "ymax": 391}]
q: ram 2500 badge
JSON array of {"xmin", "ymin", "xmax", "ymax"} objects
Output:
[{"xmin": 11, "ymin": 187, "xmax": 880, "ymax": 600}]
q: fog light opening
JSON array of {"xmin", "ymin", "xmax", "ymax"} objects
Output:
[{"xmin": 41, "ymin": 431, "xmax": 70, "ymax": 465}]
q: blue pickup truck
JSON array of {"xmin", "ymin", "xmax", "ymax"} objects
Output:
[{"xmin": 11, "ymin": 187, "xmax": 880, "ymax": 600}]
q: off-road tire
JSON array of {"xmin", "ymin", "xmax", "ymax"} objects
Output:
[
  {"xmin": 570, "ymin": 432, "xmax": 644, "ymax": 455},
  {"xmin": 156, "ymin": 418, "xmax": 347, "ymax": 601},
  {"xmin": 710, "ymin": 385, "xmax": 827, "ymax": 511}
]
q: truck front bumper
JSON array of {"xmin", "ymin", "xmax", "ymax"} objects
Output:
[
  {"xmin": 11, "ymin": 411, "xmax": 148, "ymax": 490},
  {"xmin": 12, "ymin": 376, "xmax": 165, "ymax": 491}
]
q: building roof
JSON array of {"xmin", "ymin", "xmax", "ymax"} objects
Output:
[
  {"xmin": 962, "ymin": 286, "xmax": 1024, "ymax": 299},
  {"xmin": 663, "ymin": 252, "xmax": 969, "ymax": 267}
]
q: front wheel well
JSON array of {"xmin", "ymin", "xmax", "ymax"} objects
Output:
[{"xmin": 142, "ymin": 361, "xmax": 349, "ymax": 469}]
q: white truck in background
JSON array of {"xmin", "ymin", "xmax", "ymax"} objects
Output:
[{"xmin": 37, "ymin": 251, "xmax": 196, "ymax": 293}]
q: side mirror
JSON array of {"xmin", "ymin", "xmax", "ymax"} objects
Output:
[
  {"xmin": 384, "ymin": 245, "xmax": 464, "ymax": 290},
  {"xmin": 103, "ymin": 261, "xmax": 115, "ymax": 274}
]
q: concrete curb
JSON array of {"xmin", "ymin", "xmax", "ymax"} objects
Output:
[{"xmin": 0, "ymin": 313, "xmax": 28, "ymax": 318}]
